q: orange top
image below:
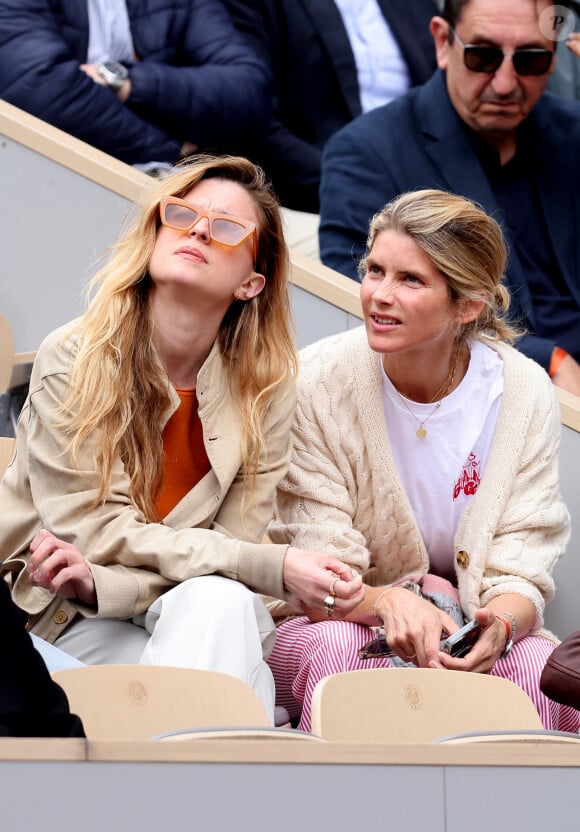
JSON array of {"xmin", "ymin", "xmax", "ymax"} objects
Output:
[{"xmin": 154, "ymin": 389, "xmax": 211, "ymax": 519}]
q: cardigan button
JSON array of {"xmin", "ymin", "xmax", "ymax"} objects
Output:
[
  {"xmin": 456, "ymin": 550, "xmax": 470, "ymax": 569},
  {"xmin": 53, "ymin": 609, "xmax": 68, "ymax": 625}
]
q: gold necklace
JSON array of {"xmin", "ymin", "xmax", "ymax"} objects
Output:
[
  {"xmin": 396, "ymin": 396, "xmax": 441, "ymax": 439},
  {"xmin": 392, "ymin": 343, "xmax": 462, "ymax": 440}
]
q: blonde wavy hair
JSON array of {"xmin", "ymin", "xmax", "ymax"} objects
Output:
[
  {"xmin": 358, "ymin": 188, "xmax": 523, "ymax": 343},
  {"xmin": 61, "ymin": 155, "xmax": 297, "ymax": 521}
]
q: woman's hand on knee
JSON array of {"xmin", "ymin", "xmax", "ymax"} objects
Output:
[
  {"xmin": 28, "ymin": 529, "xmax": 97, "ymax": 607},
  {"xmin": 283, "ymin": 548, "xmax": 365, "ymax": 618}
]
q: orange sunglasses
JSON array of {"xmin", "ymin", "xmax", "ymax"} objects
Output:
[{"xmin": 159, "ymin": 196, "xmax": 257, "ymax": 260}]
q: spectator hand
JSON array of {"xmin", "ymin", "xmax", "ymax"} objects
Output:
[
  {"xmin": 28, "ymin": 529, "xmax": 97, "ymax": 607},
  {"xmin": 566, "ymin": 33, "xmax": 580, "ymax": 58},
  {"xmin": 79, "ymin": 63, "xmax": 107, "ymax": 85},
  {"xmin": 180, "ymin": 141, "xmax": 199, "ymax": 160},
  {"xmin": 79, "ymin": 64, "xmax": 131, "ymax": 102},
  {"xmin": 551, "ymin": 352, "xmax": 580, "ymax": 397},
  {"xmin": 283, "ymin": 547, "xmax": 365, "ymax": 618},
  {"xmin": 432, "ymin": 607, "xmax": 507, "ymax": 673},
  {"xmin": 378, "ymin": 587, "xmax": 458, "ymax": 668}
]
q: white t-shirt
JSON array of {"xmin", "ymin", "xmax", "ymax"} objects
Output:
[
  {"xmin": 333, "ymin": 0, "xmax": 411, "ymax": 111},
  {"xmin": 381, "ymin": 340, "xmax": 504, "ymax": 583}
]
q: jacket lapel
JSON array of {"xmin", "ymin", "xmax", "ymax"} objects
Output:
[
  {"xmin": 297, "ymin": 0, "xmax": 361, "ymax": 119},
  {"xmin": 419, "ymin": 73, "xmax": 499, "ymax": 210},
  {"xmin": 416, "ymin": 73, "xmax": 534, "ymax": 316},
  {"xmin": 164, "ymin": 344, "xmax": 243, "ymax": 527},
  {"xmin": 377, "ymin": 0, "xmax": 438, "ymax": 85},
  {"xmin": 63, "ymin": 0, "xmax": 90, "ymax": 60}
]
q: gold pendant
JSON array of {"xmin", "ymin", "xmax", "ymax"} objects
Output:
[{"xmin": 416, "ymin": 427, "xmax": 427, "ymax": 439}]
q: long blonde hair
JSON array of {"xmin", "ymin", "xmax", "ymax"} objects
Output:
[
  {"xmin": 62, "ymin": 155, "xmax": 297, "ymax": 521},
  {"xmin": 359, "ymin": 188, "xmax": 523, "ymax": 343}
]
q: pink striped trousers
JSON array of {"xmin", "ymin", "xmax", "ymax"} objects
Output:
[{"xmin": 267, "ymin": 616, "xmax": 580, "ymax": 734}]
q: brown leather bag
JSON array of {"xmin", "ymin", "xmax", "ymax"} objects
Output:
[{"xmin": 540, "ymin": 632, "xmax": 580, "ymax": 709}]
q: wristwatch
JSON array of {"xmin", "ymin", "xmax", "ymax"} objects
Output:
[{"xmin": 97, "ymin": 61, "xmax": 129, "ymax": 91}]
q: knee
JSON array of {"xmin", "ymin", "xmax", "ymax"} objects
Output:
[
  {"xmin": 196, "ymin": 575, "xmax": 256, "ymax": 607},
  {"xmin": 147, "ymin": 576, "xmax": 265, "ymax": 637},
  {"xmin": 300, "ymin": 621, "xmax": 366, "ymax": 662},
  {"xmin": 165, "ymin": 575, "xmax": 255, "ymax": 606}
]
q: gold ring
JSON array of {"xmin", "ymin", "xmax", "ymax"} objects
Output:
[
  {"xmin": 329, "ymin": 577, "xmax": 338, "ymax": 597},
  {"xmin": 324, "ymin": 594, "xmax": 335, "ymax": 617}
]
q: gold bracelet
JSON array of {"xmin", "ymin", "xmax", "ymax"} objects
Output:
[{"xmin": 372, "ymin": 587, "xmax": 392, "ymax": 625}]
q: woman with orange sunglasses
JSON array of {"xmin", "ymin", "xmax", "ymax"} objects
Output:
[{"xmin": 0, "ymin": 155, "xmax": 363, "ymax": 722}]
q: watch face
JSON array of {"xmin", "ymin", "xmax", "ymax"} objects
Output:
[{"xmin": 98, "ymin": 61, "xmax": 129, "ymax": 89}]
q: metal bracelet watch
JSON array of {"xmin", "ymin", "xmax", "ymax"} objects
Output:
[{"xmin": 96, "ymin": 61, "xmax": 129, "ymax": 91}]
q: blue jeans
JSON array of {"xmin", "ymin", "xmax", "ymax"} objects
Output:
[{"xmin": 31, "ymin": 634, "xmax": 84, "ymax": 671}]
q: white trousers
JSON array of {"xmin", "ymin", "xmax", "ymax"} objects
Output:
[{"xmin": 54, "ymin": 576, "xmax": 277, "ymax": 724}]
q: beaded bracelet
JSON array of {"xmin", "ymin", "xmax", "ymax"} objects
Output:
[
  {"xmin": 496, "ymin": 611, "xmax": 517, "ymax": 659},
  {"xmin": 497, "ymin": 611, "xmax": 517, "ymax": 641}
]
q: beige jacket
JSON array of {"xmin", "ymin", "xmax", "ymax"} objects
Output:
[
  {"xmin": 0, "ymin": 323, "xmax": 294, "ymax": 642},
  {"xmin": 268, "ymin": 328, "xmax": 570, "ymax": 631}
]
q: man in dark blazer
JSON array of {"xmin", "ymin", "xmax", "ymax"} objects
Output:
[
  {"xmin": 224, "ymin": 0, "xmax": 438, "ymax": 211},
  {"xmin": 319, "ymin": 0, "xmax": 580, "ymax": 394}
]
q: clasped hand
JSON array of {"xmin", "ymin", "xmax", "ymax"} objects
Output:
[
  {"xmin": 283, "ymin": 547, "xmax": 365, "ymax": 618},
  {"xmin": 26, "ymin": 532, "xmax": 366, "ymax": 617},
  {"xmin": 27, "ymin": 529, "xmax": 97, "ymax": 607}
]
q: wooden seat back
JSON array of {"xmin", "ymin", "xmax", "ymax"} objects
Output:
[
  {"xmin": 310, "ymin": 668, "xmax": 544, "ymax": 743},
  {"xmin": 51, "ymin": 664, "xmax": 271, "ymax": 740}
]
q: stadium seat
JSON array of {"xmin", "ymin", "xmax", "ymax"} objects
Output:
[{"xmin": 310, "ymin": 668, "xmax": 543, "ymax": 742}]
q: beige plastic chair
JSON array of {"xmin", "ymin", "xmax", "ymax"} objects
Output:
[
  {"xmin": 0, "ymin": 436, "xmax": 15, "ymax": 478},
  {"xmin": 310, "ymin": 668, "xmax": 544, "ymax": 743},
  {"xmin": 0, "ymin": 311, "xmax": 15, "ymax": 394},
  {"xmin": 51, "ymin": 665, "xmax": 271, "ymax": 740}
]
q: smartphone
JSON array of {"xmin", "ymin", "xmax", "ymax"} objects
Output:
[{"xmin": 440, "ymin": 619, "xmax": 481, "ymax": 658}]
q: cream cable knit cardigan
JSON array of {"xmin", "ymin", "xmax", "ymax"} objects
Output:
[{"xmin": 268, "ymin": 327, "xmax": 570, "ymax": 634}]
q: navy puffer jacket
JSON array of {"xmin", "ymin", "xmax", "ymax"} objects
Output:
[{"xmin": 0, "ymin": 0, "xmax": 271, "ymax": 164}]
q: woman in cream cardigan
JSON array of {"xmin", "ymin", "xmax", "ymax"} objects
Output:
[{"xmin": 267, "ymin": 189, "xmax": 580, "ymax": 732}]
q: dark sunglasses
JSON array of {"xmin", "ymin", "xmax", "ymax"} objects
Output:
[
  {"xmin": 358, "ymin": 632, "xmax": 472, "ymax": 660},
  {"xmin": 358, "ymin": 637, "xmax": 397, "ymax": 660},
  {"xmin": 450, "ymin": 27, "xmax": 553, "ymax": 76}
]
